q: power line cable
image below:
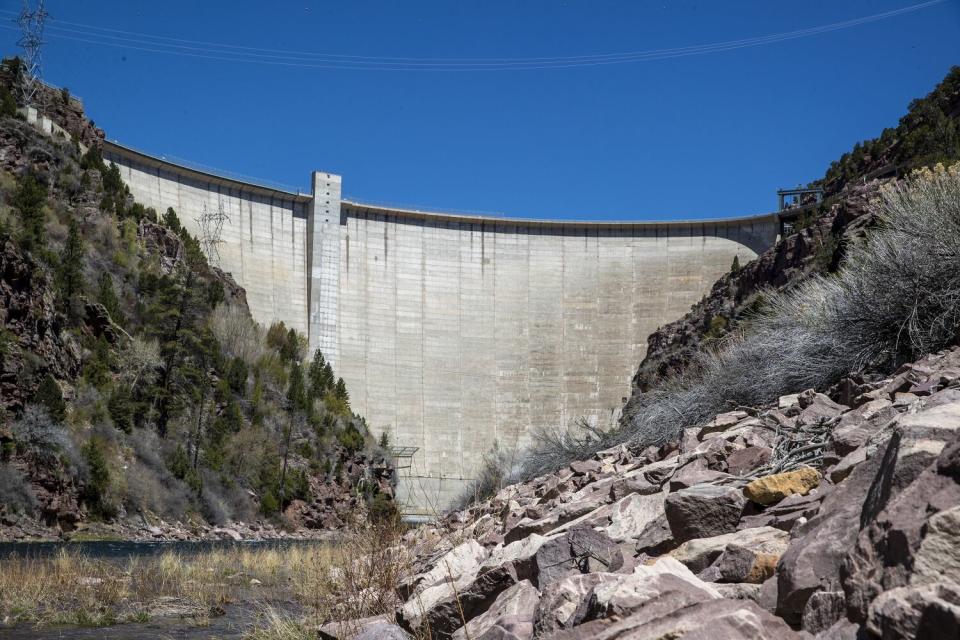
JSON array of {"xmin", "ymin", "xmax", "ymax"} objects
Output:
[{"xmin": 0, "ymin": 1, "xmax": 943, "ymax": 70}]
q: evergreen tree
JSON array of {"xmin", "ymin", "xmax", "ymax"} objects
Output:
[
  {"xmin": 147, "ymin": 265, "xmax": 208, "ymax": 437},
  {"xmin": 0, "ymin": 85, "xmax": 16, "ymax": 118},
  {"xmin": 279, "ymin": 362, "xmax": 308, "ymax": 507},
  {"xmin": 32, "ymin": 374, "xmax": 66, "ymax": 422},
  {"xmin": 82, "ymin": 438, "xmax": 114, "ymax": 519},
  {"xmin": 162, "ymin": 207, "xmax": 181, "ymax": 233},
  {"xmin": 334, "ymin": 377, "xmax": 349, "ymax": 403},
  {"xmin": 308, "ymin": 349, "xmax": 328, "ymax": 397},
  {"xmin": 97, "ymin": 272, "xmax": 123, "ymax": 325},
  {"xmin": 102, "ymin": 162, "xmax": 123, "ymax": 195},
  {"xmin": 11, "ymin": 174, "xmax": 47, "ymax": 249},
  {"xmin": 57, "ymin": 219, "xmax": 85, "ymax": 306},
  {"xmin": 287, "ymin": 361, "xmax": 308, "ymax": 413}
]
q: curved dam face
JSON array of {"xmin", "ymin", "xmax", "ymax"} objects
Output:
[{"xmin": 103, "ymin": 142, "xmax": 780, "ymax": 513}]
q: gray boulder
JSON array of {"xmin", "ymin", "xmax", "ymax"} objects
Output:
[
  {"xmin": 451, "ymin": 579, "xmax": 540, "ymax": 640},
  {"xmin": 533, "ymin": 527, "xmax": 623, "ymax": 588},
  {"xmin": 664, "ymin": 484, "xmax": 745, "ymax": 542}
]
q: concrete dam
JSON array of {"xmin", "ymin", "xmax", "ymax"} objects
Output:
[{"xmin": 103, "ymin": 141, "xmax": 780, "ymax": 513}]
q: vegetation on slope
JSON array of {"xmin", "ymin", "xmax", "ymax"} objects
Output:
[
  {"xmin": 0, "ymin": 67, "xmax": 394, "ymax": 533},
  {"xmin": 817, "ymin": 65, "xmax": 960, "ymax": 196},
  {"xmin": 633, "ymin": 67, "xmax": 960, "ymax": 393}
]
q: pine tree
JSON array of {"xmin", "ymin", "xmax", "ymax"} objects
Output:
[
  {"xmin": 97, "ymin": 272, "xmax": 123, "ymax": 325},
  {"xmin": 730, "ymin": 254, "xmax": 741, "ymax": 274},
  {"xmin": 57, "ymin": 219, "xmax": 85, "ymax": 307},
  {"xmin": 335, "ymin": 377, "xmax": 349, "ymax": 403},
  {"xmin": 32, "ymin": 374, "xmax": 66, "ymax": 422},
  {"xmin": 308, "ymin": 349, "xmax": 328, "ymax": 397},
  {"xmin": 12, "ymin": 174, "xmax": 47, "ymax": 249},
  {"xmin": 161, "ymin": 207, "xmax": 181, "ymax": 233},
  {"xmin": 0, "ymin": 85, "xmax": 16, "ymax": 118}
]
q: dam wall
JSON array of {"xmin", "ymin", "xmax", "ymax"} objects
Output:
[
  {"xmin": 103, "ymin": 143, "xmax": 313, "ymax": 338},
  {"xmin": 102, "ymin": 141, "xmax": 780, "ymax": 513}
]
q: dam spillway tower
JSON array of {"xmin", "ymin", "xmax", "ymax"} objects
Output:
[{"xmin": 103, "ymin": 140, "xmax": 780, "ymax": 514}]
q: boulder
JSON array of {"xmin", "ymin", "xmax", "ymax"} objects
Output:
[
  {"xmin": 664, "ymin": 484, "xmax": 745, "ymax": 542},
  {"xmin": 778, "ymin": 427, "xmax": 934, "ymax": 628},
  {"xmin": 713, "ymin": 543, "xmax": 782, "ymax": 584},
  {"xmin": 667, "ymin": 459, "xmax": 731, "ymax": 491},
  {"xmin": 601, "ymin": 491, "xmax": 666, "ymax": 542},
  {"xmin": 547, "ymin": 597, "xmax": 803, "ymax": 640},
  {"xmin": 743, "ymin": 467, "xmax": 821, "ymax": 505},
  {"xmin": 480, "ymin": 534, "xmax": 549, "ymax": 582},
  {"xmin": 589, "ymin": 557, "xmax": 721, "ymax": 619},
  {"xmin": 633, "ymin": 517, "xmax": 674, "ymax": 556},
  {"xmin": 797, "ymin": 391, "xmax": 848, "ymax": 426},
  {"xmin": 699, "ymin": 410, "xmax": 749, "ymax": 438},
  {"xmin": 867, "ymin": 582, "xmax": 960, "ymax": 640},
  {"xmin": 831, "ymin": 397, "xmax": 897, "ymax": 454},
  {"xmin": 841, "ymin": 430, "xmax": 960, "ymax": 626},
  {"xmin": 401, "ymin": 563, "xmax": 519, "ymax": 640},
  {"xmin": 669, "ymin": 526, "xmax": 787, "ymax": 574},
  {"xmin": 450, "ymin": 579, "xmax": 539, "ymax": 640},
  {"xmin": 533, "ymin": 527, "xmax": 623, "ymax": 588},
  {"xmin": 319, "ymin": 616, "xmax": 410, "ymax": 640},
  {"xmin": 738, "ymin": 486, "xmax": 828, "ymax": 532},
  {"xmin": 406, "ymin": 538, "xmax": 487, "ymax": 597},
  {"xmin": 640, "ymin": 458, "xmax": 679, "ymax": 486},
  {"xmin": 607, "ymin": 475, "xmax": 659, "ymax": 501},
  {"xmin": 726, "ymin": 446, "xmax": 773, "ymax": 477},
  {"xmin": 535, "ymin": 572, "xmax": 620, "ymax": 635}
]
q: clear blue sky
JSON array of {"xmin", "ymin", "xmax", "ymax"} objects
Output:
[{"xmin": 3, "ymin": 1, "xmax": 959, "ymax": 220}]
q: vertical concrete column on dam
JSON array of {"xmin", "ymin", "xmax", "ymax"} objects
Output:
[{"xmin": 307, "ymin": 172, "xmax": 343, "ymax": 369}]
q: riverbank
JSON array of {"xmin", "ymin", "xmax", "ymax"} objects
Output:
[
  {"xmin": 0, "ymin": 515, "xmax": 343, "ymax": 543},
  {"xmin": 0, "ymin": 520, "xmax": 407, "ymax": 639}
]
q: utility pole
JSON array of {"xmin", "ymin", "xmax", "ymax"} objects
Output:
[{"xmin": 16, "ymin": 0, "xmax": 48, "ymax": 108}]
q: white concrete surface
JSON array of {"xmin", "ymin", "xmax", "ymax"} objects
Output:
[{"xmin": 102, "ymin": 141, "xmax": 779, "ymax": 513}]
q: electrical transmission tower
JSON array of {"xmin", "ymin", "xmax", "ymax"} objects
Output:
[
  {"xmin": 16, "ymin": 0, "xmax": 48, "ymax": 108},
  {"xmin": 196, "ymin": 198, "xmax": 230, "ymax": 268}
]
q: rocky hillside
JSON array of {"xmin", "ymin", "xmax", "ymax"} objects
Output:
[
  {"xmin": 632, "ymin": 66, "xmax": 960, "ymax": 393},
  {"xmin": 0, "ymin": 59, "xmax": 395, "ymax": 541},
  {"xmin": 335, "ymin": 346, "xmax": 960, "ymax": 639}
]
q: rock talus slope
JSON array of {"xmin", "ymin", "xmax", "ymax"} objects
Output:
[{"xmin": 345, "ymin": 346, "xmax": 960, "ymax": 639}]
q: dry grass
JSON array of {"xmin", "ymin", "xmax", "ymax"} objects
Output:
[
  {"xmin": 0, "ymin": 521, "xmax": 414, "ymax": 637},
  {"xmin": 0, "ymin": 544, "xmax": 333, "ymax": 628}
]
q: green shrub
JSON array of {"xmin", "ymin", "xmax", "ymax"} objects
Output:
[
  {"xmin": 368, "ymin": 492, "xmax": 399, "ymax": 525},
  {"xmin": 260, "ymin": 489, "xmax": 279, "ymax": 516},
  {"xmin": 337, "ymin": 425, "xmax": 364, "ymax": 453},
  {"xmin": 11, "ymin": 174, "xmax": 47, "ymax": 249},
  {"xmin": 82, "ymin": 437, "xmax": 116, "ymax": 520},
  {"xmin": 162, "ymin": 207, "xmax": 181, "ymax": 233},
  {"xmin": 0, "ymin": 85, "xmax": 16, "ymax": 118},
  {"xmin": 97, "ymin": 273, "xmax": 123, "ymax": 325},
  {"xmin": 32, "ymin": 374, "xmax": 66, "ymax": 422},
  {"xmin": 107, "ymin": 388, "xmax": 134, "ymax": 434}
]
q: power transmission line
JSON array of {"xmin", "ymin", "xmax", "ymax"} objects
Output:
[
  {"xmin": 0, "ymin": 0, "xmax": 944, "ymax": 71},
  {"xmin": 15, "ymin": 0, "xmax": 48, "ymax": 105}
]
